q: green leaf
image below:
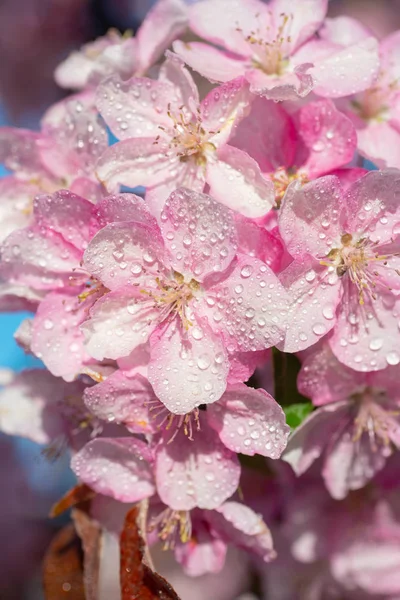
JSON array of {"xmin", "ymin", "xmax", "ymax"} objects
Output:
[{"xmin": 284, "ymin": 402, "xmax": 313, "ymax": 429}]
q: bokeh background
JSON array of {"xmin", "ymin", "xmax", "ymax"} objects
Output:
[{"xmin": 0, "ymin": 0, "xmax": 399, "ymax": 598}]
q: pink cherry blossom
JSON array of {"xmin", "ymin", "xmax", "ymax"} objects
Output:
[
  {"xmin": 55, "ymin": 0, "xmax": 188, "ymax": 90},
  {"xmin": 173, "ymin": 0, "xmax": 379, "ymax": 101},
  {"xmin": 84, "ymin": 368, "xmax": 289, "ymax": 458},
  {"xmin": 81, "ymin": 187, "xmax": 289, "ymax": 412},
  {"xmin": 231, "ymin": 96, "xmax": 357, "ymax": 206},
  {"xmin": 284, "ymin": 342, "xmax": 400, "ymax": 499},
  {"xmin": 0, "ymin": 93, "xmax": 107, "ymax": 244},
  {"xmin": 96, "ymin": 52, "xmax": 276, "ymax": 218},
  {"xmin": 342, "ymin": 29, "xmax": 400, "ymax": 169},
  {"xmin": 0, "ymin": 189, "xmax": 154, "ymax": 380},
  {"xmin": 277, "ymin": 170, "xmax": 400, "ymax": 371}
]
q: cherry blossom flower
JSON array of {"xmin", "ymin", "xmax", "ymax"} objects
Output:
[
  {"xmin": 284, "ymin": 343, "xmax": 400, "ymax": 499},
  {"xmin": 0, "ymin": 93, "xmax": 107, "ymax": 244},
  {"xmin": 340, "ymin": 28, "xmax": 400, "ymax": 169},
  {"xmin": 55, "ymin": 0, "xmax": 188, "ymax": 90},
  {"xmin": 173, "ymin": 0, "xmax": 379, "ymax": 101},
  {"xmin": 0, "ymin": 189, "xmax": 155, "ymax": 380},
  {"xmin": 96, "ymin": 52, "xmax": 276, "ymax": 218},
  {"xmin": 81, "ymin": 187, "xmax": 289, "ymax": 412},
  {"xmin": 71, "ymin": 437, "xmax": 275, "ymax": 571},
  {"xmin": 83, "ymin": 368, "xmax": 289, "ymax": 458},
  {"xmin": 231, "ymin": 97, "xmax": 358, "ymax": 206},
  {"xmin": 277, "ymin": 170, "xmax": 400, "ymax": 371}
]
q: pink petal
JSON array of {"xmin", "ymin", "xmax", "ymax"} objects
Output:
[
  {"xmin": 0, "ymin": 369, "xmax": 66, "ymax": 444},
  {"xmin": 81, "ymin": 286, "xmax": 159, "ymax": 361},
  {"xmin": 136, "ymin": 0, "xmax": 188, "ymax": 73},
  {"xmin": 294, "ymin": 99, "xmax": 357, "ymax": 178},
  {"xmin": 0, "ymin": 283, "xmax": 43, "ymax": 312},
  {"xmin": 207, "ymin": 383, "xmax": 290, "ymax": 458},
  {"xmin": 96, "ymin": 75, "xmax": 178, "ymax": 140},
  {"xmin": 245, "ymin": 64, "xmax": 314, "ymax": 102},
  {"xmin": 208, "ymin": 501, "xmax": 275, "ymax": 562},
  {"xmin": 323, "ymin": 427, "xmax": 388, "ymax": 499},
  {"xmin": 83, "ymin": 221, "xmax": 165, "ymax": 290},
  {"xmin": 278, "ymin": 175, "xmax": 345, "ymax": 259},
  {"xmin": 230, "ymin": 96, "xmax": 297, "ymax": 173},
  {"xmin": 31, "ymin": 289, "xmax": 92, "ymax": 381},
  {"xmin": 235, "ymin": 215, "xmax": 285, "ymax": 272},
  {"xmin": 0, "ymin": 127, "xmax": 47, "ymax": 177},
  {"xmin": 148, "ymin": 320, "xmax": 230, "ymax": 414},
  {"xmin": 160, "ymin": 187, "xmax": 237, "ymax": 281},
  {"xmin": 357, "ymin": 121, "xmax": 400, "ymax": 170},
  {"xmin": 283, "ymin": 402, "xmax": 350, "ymax": 476},
  {"xmin": 343, "ymin": 170, "xmax": 400, "ymax": 240},
  {"xmin": 158, "ymin": 50, "xmax": 199, "ymax": 108},
  {"xmin": 84, "ymin": 370, "xmax": 156, "ymax": 434},
  {"xmin": 96, "ymin": 137, "xmax": 182, "ymax": 193},
  {"xmin": 95, "ymin": 193, "xmax": 157, "ymax": 230},
  {"xmin": 33, "ymin": 190, "xmax": 96, "ymax": 253},
  {"xmin": 0, "ymin": 225, "xmax": 82, "ymax": 290},
  {"xmin": 298, "ymin": 342, "xmax": 365, "ymax": 406},
  {"xmin": 39, "ymin": 93, "xmax": 108, "ymax": 180},
  {"xmin": 227, "ymin": 350, "xmax": 270, "ymax": 385},
  {"xmin": 200, "ymin": 255, "xmax": 289, "ymax": 352},
  {"xmin": 201, "ymin": 78, "xmax": 251, "ymax": 146},
  {"xmin": 379, "ymin": 30, "xmax": 400, "ymax": 81},
  {"xmin": 206, "ymin": 145, "xmax": 275, "ymax": 218},
  {"xmin": 173, "ymin": 41, "xmax": 247, "ymax": 83},
  {"xmin": 155, "ymin": 426, "xmax": 240, "ymax": 510},
  {"xmin": 329, "ymin": 290, "xmax": 400, "ymax": 372},
  {"xmin": 310, "ymin": 37, "xmax": 380, "ymax": 98},
  {"xmin": 319, "ymin": 16, "xmax": 372, "ymax": 46},
  {"xmin": 188, "ymin": 0, "xmax": 270, "ymax": 58},
  {"xmin": 269, "ymin": 0, "xmax": 328, "ymax": 51},
  {"xmin": 174, "ymin": 521, "xmax": 227, "ymax": 576},
  {"xmin": 71, "ymin": 437, "xmax": 155, "ymax": 502},
  {"xmin": 0, "ymin": 177, "xmax": 39, "ymax": 243},
  {"xmin": 277, "ymin": 258, "xmax": 342, "ymax": 353}
]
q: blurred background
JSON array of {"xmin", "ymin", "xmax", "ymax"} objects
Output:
[{"xmin": 0, "ymin": 0, "xmax": 400, "ymax": 598}]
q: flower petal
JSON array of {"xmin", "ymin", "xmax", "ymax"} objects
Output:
[
  {"xmin": 279, "ymin": 175, "xmax": 345, "ymax": 259},
  {"xmin": 173, "ymin": 41, "xmax": 246, "ymax": 83},
  {"xmin": 207, "ymin": 383, "xmax": 290, "ymax": 458},
  {"xmin": 155, "ymin": 426, "xmax": 240, "ymax": 510},
  {"xmin": 160, "ymin": 187, "xmax": 237, "ymax": 281},
  {"xmin": 207, "ymin": 501, "xmax": 275, "ymax": 562},
  {"xmin": 84, "ymin": 370, "xmax": 156, "ymax": 434},
  {"xmin": 81, "ymin": 286, "xmax": 159, "ymax": 361},
  {"xmin": 71, "ymin": 437, "xmax": 155, "ymax": 502},
  {"xmin": 207, "ymin": 145, "xmax": 275, "ymax": 218},
  {"xmin": 83, "ymin": 221, "xmax": 165, "ymax": 290},
  {"xmin": 200, "ymin": 255, "xmax": 289, "ymax": 352},
  {"xmin": 148, "ymin": 320, "xmax": 230, "ymax": 414}
]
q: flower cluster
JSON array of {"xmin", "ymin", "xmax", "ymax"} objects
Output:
[{"xmin": 2, "ymin": 0, "xmax": 400, "ymax": 597}]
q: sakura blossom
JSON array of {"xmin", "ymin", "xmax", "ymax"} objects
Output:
[
  {"xmin": 96, "ymin": 52, "xmax": 276, "ymax": 218},
  {"xmin": 1, "ymin": 0, "xmax": 400, "ymax": 596},
  {"xmin": 278, "ymin": 169, "xmax": 400, "ymax": 371},
  {"xmin": 81, "ymin": 187, "xmax": 288, "ymax": 412},
  {"xmin": 284, "ymin": 342, "xmax": 400, "ymax": 498},
  {"xmin": 173, "ymin": 0, "xmax": 380, "ymax": 101},
  {"xmin": 55, "ymin": 0, "xmax": 188, "ymax": 91}
]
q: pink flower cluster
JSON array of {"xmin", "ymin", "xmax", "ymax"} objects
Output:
[{"xmin": 2, "ymin": 0, "xmax": 400, "ymax": 596}]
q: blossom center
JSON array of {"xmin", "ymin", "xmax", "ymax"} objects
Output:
[
  {"xmin": 321, "ymin": 233, "xmax": 399, "ymax": 305},
  {"xmin": 271, "ymin": 167, "xmax": 309, "ymax": 206},
  {"xmin": 246, "ymin": 13, "xmax": 292, "ymax": 76},
  {"xmin": 353, "ymin": 388, "xmax": 397, "ymax": 451},
  {"xmin": 142, "ymin": 270, "xmax": 200, "ymax": 329},
  {"xmin": 157, "ymin": 106, "xmax": 217, "ymax": 166},
  {"xmin": 146, "ymin": 396, "xmax": 201, "ymax": 442},
  {"xmin": 149, "ymin": 508, "xmax": 192, "ymax": 550}
]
